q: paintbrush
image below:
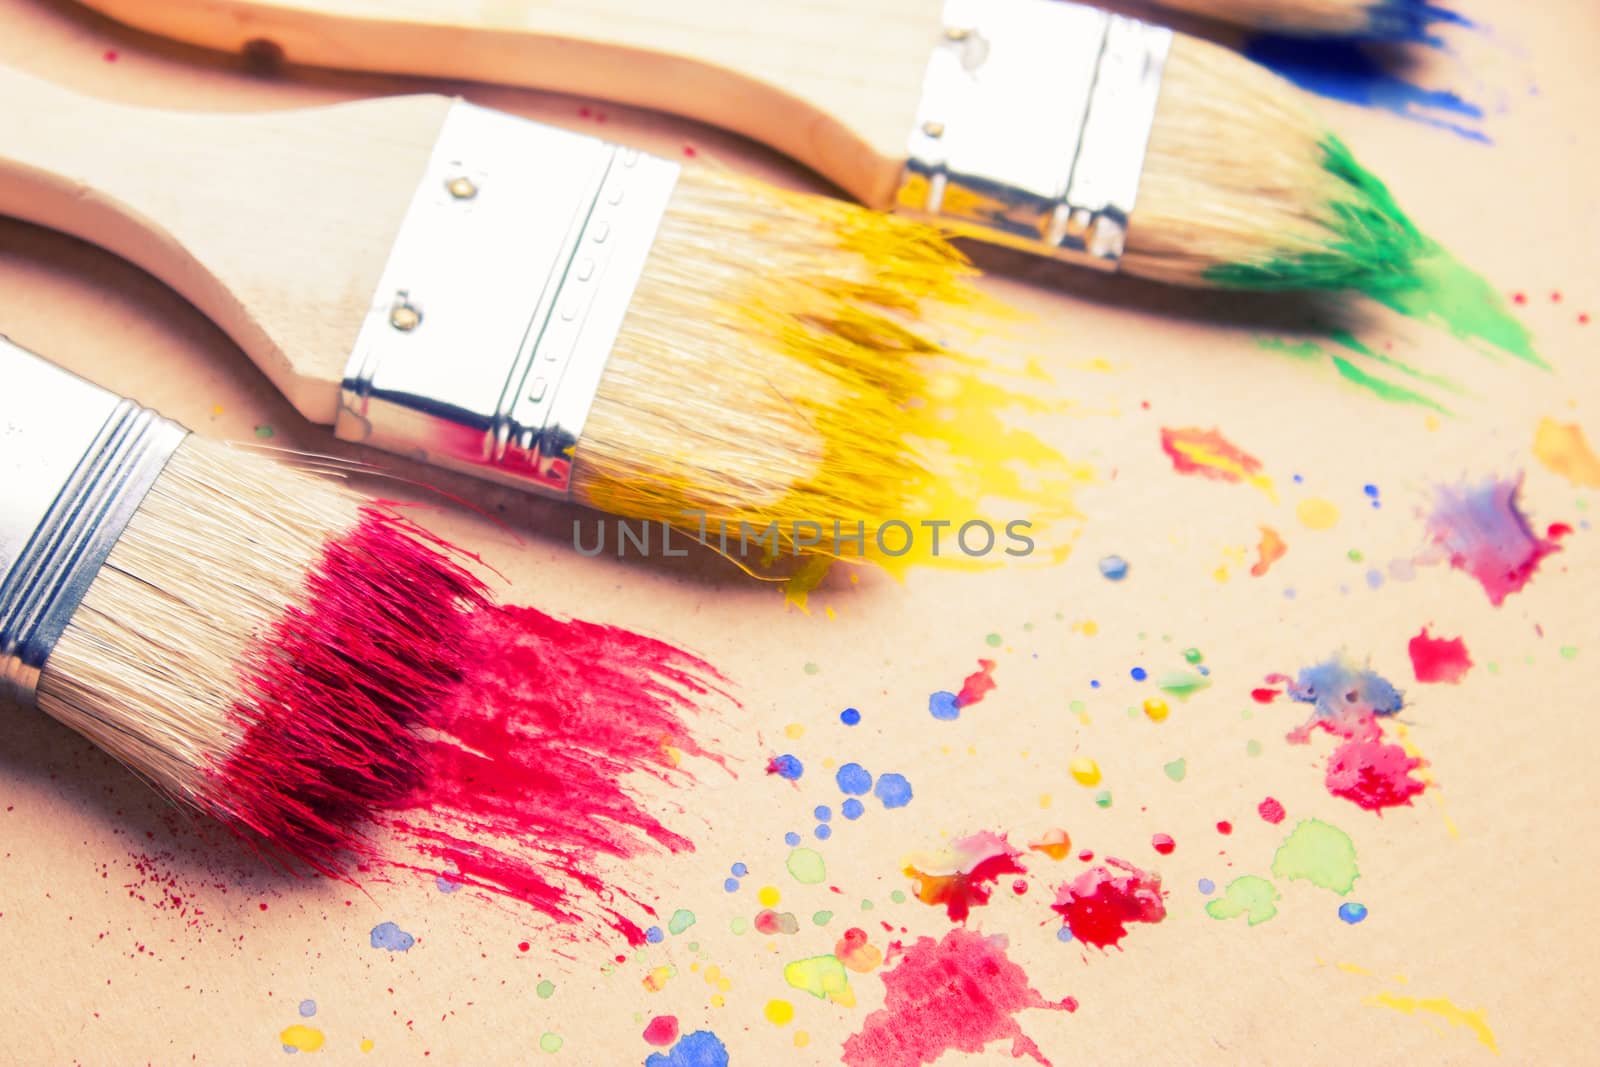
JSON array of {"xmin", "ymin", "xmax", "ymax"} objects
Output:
[
  {"xmin": 59, "ymin": 0, "xmax": 1427, "ymax": 290},
  {"xmin": 0, "ymin": 65, "xmax": 1089, "ymax": 573},
  {"xmin": 0, "ymin": 332, "xmax": 491, "ymax": 870},
  {"xmin": 1142, "ymin": 0, "xmax": 1462, "ymax": 40}
]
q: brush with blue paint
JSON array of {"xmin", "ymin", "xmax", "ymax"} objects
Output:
[
  {"xmin": 65, "ymin": 0, "xmax": 1429, "ymax": 292},
  {"xmin": 1148, "ymin": 0, "xmax": 1464, "ymax": 41}
]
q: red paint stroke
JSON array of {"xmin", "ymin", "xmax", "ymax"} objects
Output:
[
  {"xmin": 1326, "ymin": 740, "xmax": 1426, "ymax": 812},
  {"xmin": 1424, "ymin": 475, "xmax": 1562, "ymax": 607},
  {"xmin": 957, "ymin": 659, "xmax": 999, "ymax": 708},
  {"xmin": 642, "ymin": 1016, "xmax": 679, "ymax": 1047},
  {"xmin": 842, "ymin": 929, "xmax": 1076, "ymax": 1067},
  {"xmin": 904, "ymin": 831, "xmax": 1027, "ymax": 923},
  {"xmin": 1049, "ymin": 858, "xmax": 1166, "ymax": 950},
  {"xmin": 1251, "ymin": 687, "xmax": 1281, "ymax": 704},
  {"xmin": 1160, "ymin": 427, "xmax": 1268, "ymax": 486},
  {"xmin": 1251, "ymin": 525, "xmax": 1287, "ymax": 577},
  {"xmin": 1408, "ymin": 627, "xmax": 1473, "ymax": 684},
  {"xmin": 1258, "ymin": 797, "xmax": 1286, "ymax": 825}
]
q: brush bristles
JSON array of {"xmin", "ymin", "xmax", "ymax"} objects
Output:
[
  {"xmin": 1127, "ymin": 33, "xmax": 1426, "ymax": 290},
  {"xmin": 1153, "ymin": 0, "xmax": 1421, "ymax": 37},
  {"xmin": 35, "ymin": 437, "xmax": 485, "ymax": 870},
  {"xmin": 573, "ymin": 166, "xmax": 1088, "ymax": 572}
]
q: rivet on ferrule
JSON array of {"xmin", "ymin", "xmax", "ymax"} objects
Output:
[{"xmin": 896, "ymin": 0, "xmax": 1172, "ymax": 269}]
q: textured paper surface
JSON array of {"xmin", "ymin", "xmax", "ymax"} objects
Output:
[{"xmin": 1, "ymin": 1, "xmax": 1597, "ymax": 1063}]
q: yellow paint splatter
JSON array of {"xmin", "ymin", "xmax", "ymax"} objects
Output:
[
  {"xmin": 642, "ymin": 965, "xmax": 675, "ymax": 992},
  {"xmin": 710, "ymin": 994, "xmax": 725, "ymax": 1008},
  {"xmin": 1533, "ymin": 417, "xmax": 1600, "ymax": 487},
  {"xmin": 1143, "ymin": 698, "xmax": 1169, "ymax": 722},
  {"xmin": 360, "ymin": 1039, "xmax": 374, "ymax": 1053},
  {"xmin": 1366, "ymin": 992, "xmax": 1498, "ymax": 1053},
  {"xmin": 758, "ymin": 886, "xmax": 781, "ymax": 907},
  {"xmin": 784, "ymin": 723, "xmax": 805, "ymax": 740},
  {"xmin": 1039, "ymin": 794, "xmax": 1052, "ymax": 808},
  {"xmin": 1296, "ymin": 497, "xmax": 1340, "ymax": 530},
  {"xmin": 1069, "ymin": 757, "xmax": 1101, "ymax": 786},
  {"xmin": 794, "ymin": 1030, "xmax": 811, "ymax": 1048},
  {"xmin": 279, "ymin": 1026, "xmax": 325, "ymax": 1053},
  {"xmin": 765, "ymin": 999, "xmax": 795, "ymax": 1025}
]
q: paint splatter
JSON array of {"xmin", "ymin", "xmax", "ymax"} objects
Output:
[
  {"xmin": 837, "ymin": 763, "xmax": 872, "ymax": 794},
  {"xmin": 1258, "ymin": 797, "xmax": 1286, "ymax": 824},
  {"xmin": 1365, "ymin": 993, "xmax": 1498, "ymax": 1053},
  {"xmin": 1339, "ymin": 902, "xmax": 1369, "ymax": 924},
  {"xmin": 369, "ymin": 921, "xmax": 415, "ymax": 952},
  {"xmin": 1160, "ymin": 427, "xmax": 1276, "ymax": 499},
  {"xmin": 787, "ymin": 848, "xmax": 827, "ymax": 885},
  {"xmin": 875, "ymin": 773, "xmax": 914, "ymax": 809},
  {"xmin": 1423, "ymin": 475, "xmax": 1561, "ymax": 606},
  {"xmin": 842, "ymin": 929, "xmax": 1076, "ymax": 1067},
  {"xmin": 1273, "ymin": 819, "xmax": 1359, "ymax": 894},
  {"xmin": 1326, "ymin": 739, "xmax": 1427, "ymax": 812},
  {"xmin": 1296, "ymin": 497, "xmax": 1341, "ymax": 530},
  {"xmin": 1205, "ymin": 876, "xmax": 1280, "ymax": 925},
  {"xmin": 1156, "ymin": 670, "xmax": 1210, "ymax": 700},
  {"xmin": 1251, "ymin": 526, "xmax": 1287, "ymax": 577},
  {"xmin": 1372, "ymin": 252, "xmax": 1543, "ymax": 367},
  {"xmin": 279, "ymin": 1025, "xmax": 325, "ymax": 1052},
  {"xmin": 1029, "ymin": 829, "xmax": 1071, "ymax": 860},
  {"xmin": 835, "ymin": 927, "xmax": 884, "ymax": 973},
  {"xmin": 1534, "ymin": 418, "xmax": 1600, "ymax": 487},
  {"xmin": 645, "ymin": 1030, "xmax": 730, "ymax": 1067},
  {"xmin": 1282, "ymin": 654, "xmax": 1403, "ymax": 733},
  {"xmin": 784, "ymin": 955, "xmax": 853, "ymax": 1005},
  {"xmin": 929, "ymin": 659, "xmax": 998, "ymax": 720},
  {"xmin": 1068, "ymin": 757, "xmax": 1101, "ymax": 786},
  {"xmin": 643, "ymin": 1016, "xmax": 679, "ymax": 1047},
  {"xmin": 768, "ymin": 754, "xmax": 804, "ymax": 780},
  {"xmin": 297, "ymin": 1000, "xmax": 316, "ymax": 1018},
  {"xmin": 903, "ymin": 831, "xmax": 1027, "ymax": 922},
  {"xmin": 1408, "ymin": 627, "xmax": 1472, "ymax": 684},
  {"xmin": 1098, "ymin": 554, "xmax": 1129, "ymax": 580},
  {"xmin": 1050, "ymin": 859, "xmax": 1167, "ymax": 949}
]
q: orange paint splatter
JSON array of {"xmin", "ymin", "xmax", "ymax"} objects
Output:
[
  {"xmin": 1250, "ymin": 525, "xmax": 1287, "ymax": 577},
  {"xmin": 1028, "ymin": 829, "xmax": 1072, "ymax": 860},
  {"xmin": 1160, "ymin": 427, "xmax": 1276, "ymax": 500}
]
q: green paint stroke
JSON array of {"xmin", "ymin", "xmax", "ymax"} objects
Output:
[
  {"xmin": 784, "ymin": 955, "xmax": 849, "ymax": 1000},
  {"xmin": 1157, "ymin": 670, "xmax": 1211, "ymax": 700},
  {"xmin": 1256, "ymin": 332, "xmax": 1455, "ymax": 413},
  {"xmin": 1370, "ymin": 250, "xmax": 1544, "ymax": 368},
  {"xmin": 787, "ymin": 848, "xmax": 827, "ymax": 885},
  {"xmin": 1206, "ymin": 876, "xmax": 1280, "ymax": 925},
  {"xmin": 1272, "ymin": 819, "xmax": 1359, "ymax": 894}
]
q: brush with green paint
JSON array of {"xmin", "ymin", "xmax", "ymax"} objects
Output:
[{"xmin": 75, "ymin": 0, "xmax": 1425, "ymax": 292}]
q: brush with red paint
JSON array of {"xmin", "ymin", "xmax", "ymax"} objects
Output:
[{"xmin": 1, "ymin": 335, "xmax": 721, "ymax": 938}]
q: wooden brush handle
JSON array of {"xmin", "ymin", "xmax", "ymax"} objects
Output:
[
  {"xmin": 69, "ymin": 0, "xmax": 940, "ymax": 207},
  {"xmin": 0, "ymin": 65, "xmax": 450, "ymax": 423}
]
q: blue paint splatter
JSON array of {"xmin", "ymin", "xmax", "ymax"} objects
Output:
[
  {"xmin": 928, "ymin": 690, "xmax": 961, "ymax": 720},
  {"xmin": 815, "ymin": 824, "xmax": 832, "ymax": 840},
  {"xmin": 783, "ymin": 831, "xmax": 801, "ymax": 847},
  {"xmin": 369, "ymin": 921, "xmax": 415, "ymax": 952},
  {"xmin": 1198, "ymin": 878, "xmax": 1216, "ymax": 895},
  {"xmin": 1130, "ymin": 667, "xmax": 1148, "ymax": 682},
  {"xmin": 1365, "ymin": 567, "xmax": 1385, "ymax": 590},
  {"xmin": 722, "ymin": 877, "xmax": 739, "ymax": 893},
  {"xmin": 646, "ymin": 925, "xmax": 665, "ymax": 944},
  {"xmin": 1339, "ymin": 902, "xmax": 1370, "ymax": 924},
  {"xmin": 1286, "ymin": 655, "xmax": 1404, "ymax": 720},
  {"xmin": 770, "ymin": 754, "xmax": 803, "ymax": 780},
  {"xmin": 646, "ymin": 1030, "xmax": 730, "ymax": 1067},
  {"xmin": 841, "ymin": 798, "xmax": 865, "ymax": 820},
  {"xmin": 1056, "ymin": 926, "xmax": 1074, "ymax": 943},
  {"xmin": 814, "ymin": 805, "xmax": 832, "ymax": 822},
  {"xmin": 731, "ymin": 862, "xmax": 748, "ymax": 877},
  {"xmin": 840, "ymin": 707, "xmax": 861, "ymax": 726},
  {"xmin": 1244, "ymin": 35, "xmax": 1487, "ymax": 143},
  {"xmin": 434, "ymin": 874, "xmax": 459, "ymax": 894},
  {"xmin": 1098, "ymin": 555, "xmax": 1129, "ymax": 581},
  {"xmin": 836, "ymin": 763, "xmax": 873, "ymax": 795},
  {"xmin": 297, "ymin": 999, "xmax": 316, "ymax": 1018},
  {"xmin": 874, "ymin": 773, "xmax": 913, "ymax": 809}
]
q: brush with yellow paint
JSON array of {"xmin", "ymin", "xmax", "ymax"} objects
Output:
[
  {"xmin": 0, "ymin": 65, "xmax": 1084, "ymax": 575},
  {"xmin": 62, "ymin": 0, "xmax": 1428, "ymax": 291}
]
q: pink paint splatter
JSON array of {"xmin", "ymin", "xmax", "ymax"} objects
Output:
[
  {"xmin": 842, "ymin": 929, "xmax": 1076, "ymax": 1066},
  {"xmin": 1408, "ymin": 627, "xmax": 1473, "ymax": 684},
  {"xmin": 1049, "ymin": 858, "xmax": 1166, "ymax": 950},
  {"xmin": 1326, "ymin": 740, "xmax": 1426, "ymax": 812},
  {"xmin": 1258, "ymin": 797, "xmax": 1286, "ymax": 824},
  {"xmin": 642, "ymin": 1015, "xmax": 679, "ymax": 1047},
  {"xmin": 904, "ymin": 831, "xmax": 1027, "ymax": 923},
  {"xmin": 1424, "ymin": 475, "xmax": 1563, "ymax": 606},
  {"xmin": 1151, "ymin": 833, "xmax": 1175, "ymax": 855},
  {"xmin": 957, "ymin": 659, "xmax": 999, "ymax": 707}
]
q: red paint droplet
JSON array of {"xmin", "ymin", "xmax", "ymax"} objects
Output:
[
  {"xmin": 1077, "ymin": 849, "xmax": 1094, "ymax": 862},
  {"xmin": 103, "ymin": 49, "xmax": 119, "ymax": 62},
  {"xmin": 1551, "ymin": 291, "xmax": 1563, "ymax": 302},
  {"xmin": 1140, "ymin": 400, "xmax": 1151, "ymax": 410},
  {"xmin": 1549, "ymin": 522, "xmax": 1573, "ymax": 540},
  {"xmin": 954, "ymin": 659, "xmax": 998, "ymax": 708},
  {"xmin": 517, "ymin": 941, "xmax": 530, "ymax": 952},
  {"xmin": 1215, "ymin": 821, "xmax": 1232, "ymax": 835},
  {"xmin": 683, "ymin": 145, "xmax": 698, "ymax": 158},
  {"xmin": 615, "ymin": 954, "xmax": 628, "ymax": 964},
  {"xmin": 1257, "ymin": 797, "xmax": 1286, "ymax": 824},
  {"xmin": 1512, "ymin": 292, "xmax": 1527, "ymax": 305},
  {"xmin": 1049, "ymin": 859, "xmax": 1167, "ymax": 949},
  {"xmin": 258, "ymin": 903, "xmax": 268, "ymax": 911},
  {"xmin": 1250, "ymin": 687, "xmax": 1280, "ymax": 704},
  {"xmin": 1011, "ymin": 879, "xmax": 1029, "ymax": 895},
  {"xmin": 1408, "ymin": 627, "xmax": 1473, "ymax": 685},
  {"xmin": 1579, "ymin": 313, "xmax": 1591, "ymax": 325},
  {"xmin": 642, "ymin": 1015, "xmax": 679, "ymax": 1047},
  {"xmin": 1151, "ymin": 833, "xmax": 1175, "ymax": 855}
]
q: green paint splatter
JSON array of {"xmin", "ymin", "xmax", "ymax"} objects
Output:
[
  {"xmin": 1246, "ymin": 739, "xmax": 1263, "ymax": 757},
  {"xmin": 1022, "ymin": 622, "xmax": 1034, "ymax": 632},
  {"xmin": 1069, "ymin": 700, "xmax": 1086, "ymax": 714},
  {"xmin": 1272, "ymin": 819, "xmax": 1359, "ymax": 894},
  {"xmin": 1205, "ymin": 876, "xmax": 1280, "ymax": 925},
  {"xmin": 860, "ymin": 899, "xmax": 875, "ymax": 911},
  {"xmin": 667, "ymin": 908, "xmax": 696, "ymax": 935},
  {"xmin": 1370, "ymin": 251, "xmax": 1544, "ymax": 367},
  {"xmin": 1347, "ymin": 549, "xmax": 1364, "ymax": 562},
  {"xmin": 253, "ymin": 424, "xmax": 275, "ymax": 439},
  {"xmin": 730, "ymin": 917, "xmax": 748, "ymax": 935},
  {"xmin": 812, "ymin": 910, "xmax": 833, "ymax": 926},
  {"xmin": 985, "ymin": 633, "xmax": 1003, "ymax": 647},
  {"xmin": 535, "ymin": 980, "xmax": 555, "ymax": 1000},
  {"xmin": 1205, "ymin": 136, "xmax": 1426, "ymax": 293},
  {"xmin": 1487, "ymin": 661, "xmax": 1500, "ymax": 674},
  {"xmin": 539, "ymin": 1033, "xmax": 563, "ymax": 1053},
  {"xmin": 787, "ymin": 848, "xmax": 826, "ymax": 885},
  {"xmin": 1094, "ymin": 790, "xmax": 1112, "ymax": 808},
  {"xmin": 784, "ymin": 955, "xmax": 849, "ymax": 1000},
  {"xmin": 1561, "ymin": 646, "xmax": 1578, "ymax": 661},
  {"xmin": 1157, "ymin": 670, "xmax": 1211, "ymax": 700},
  {"xmin": 1163, "ymin": 758, "xmax": 1187, "ymax": 782},
  {"xmin": 889, "ymin": 890, "xmax": 906, "ymax": 904},
  {"xmin": 803, "ymin": 662, "xmax": 820, "ymax": 675},
  {"xmin": 1183, "ymin": 648, "xmax": 1203, "ymax": 664}
]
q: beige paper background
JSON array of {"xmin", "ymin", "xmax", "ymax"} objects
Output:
[{"xmin": 1, "ymin": 0, "xmax": 1596, "ymax": 1063}]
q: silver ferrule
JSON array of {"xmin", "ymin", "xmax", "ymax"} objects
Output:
[
  {"xmin": 336, "ymin": 101, "xmax": 681, "ymax": 497},
  {"xmin": 0, "ymin": 336, "xmax": 186, "ymax": 705},
  {"xmin": 897, "ymin": 0, "xmax": 1172, "ymax": 268}
]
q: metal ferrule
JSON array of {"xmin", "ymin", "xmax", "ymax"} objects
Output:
[
  {"xmin": 897, "ymin": 0, "xmax": 1172, "ymax": 268},
  {"xmin": 0, "ymin": 336, "xmax": 187, "ymax": 705},
  {"xmin": 337, "ymin": 101, "xmax": 681, "ymax": 497}
]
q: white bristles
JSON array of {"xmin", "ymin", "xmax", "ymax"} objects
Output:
[{"xmin": 35, "ymin": 438, "xmax": 361, "ymax": 807}]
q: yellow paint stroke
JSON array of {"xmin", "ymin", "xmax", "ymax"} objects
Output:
[
  {"xmin": 1161, "ymin": 427, "xmax": 1278, "ymax": 501},
  {"xmin": 279, "ymin": 1026, "xmax": 325, "ymax": 1053},
  {"xmin": 1366, "ymin": 993, "xmax": 1499, "ymax": 1054},
  {"xmin": 1396, "ymin": 724, "xmax": 1460, "ymax": 838},
  {"xmin": 1533, "ymin": 417, "xmax": 1600, "ymax": 487},
  {"xmin": 1296, "ymin": 497, "xmax": 1341, "ymax": 530}
]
